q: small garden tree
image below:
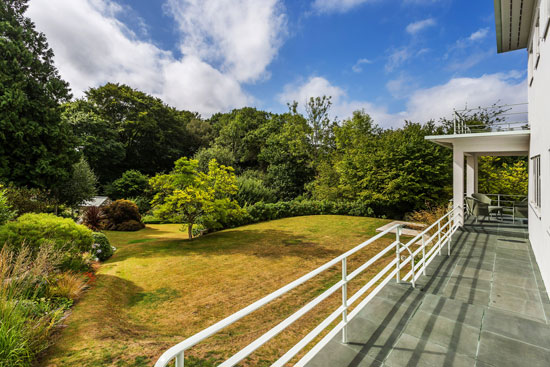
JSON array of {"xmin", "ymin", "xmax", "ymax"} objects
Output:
[{"xmin": 150, "ymin": 158, "xmax": 242, "ymax": 239}]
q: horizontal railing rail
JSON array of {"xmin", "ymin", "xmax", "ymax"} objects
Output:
[
  {"xmin": 453, "ymin": 121, "xmax": 529, "ymax": 135},
  {"xmin": 155, "ymin": 207, "xmax": 462, "ymax": 367}
]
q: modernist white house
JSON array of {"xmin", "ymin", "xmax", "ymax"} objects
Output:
[
  {"xmin": 155, "ymin": 1, "xmax": 550, "ymax": 366},
  {"xmin": 428, "ymin": 0, "xmax": 550, "ymax": 293}
]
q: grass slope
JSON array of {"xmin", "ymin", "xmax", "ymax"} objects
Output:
[{"xmin": 40, "ymin": 215, "xmax": 394, "ymax": 367}]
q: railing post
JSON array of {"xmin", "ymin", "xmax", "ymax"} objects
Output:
[
  {"xmin": 422, "ymin": 236, "xmax": 426, "ymax": 276},
  {"xmin": 395, "ymin": 226, "xmax": 401, "ymax": 284},
  {"xmin": 438, "ymin": 221, "xmax": 442, "ymax": 256},
  {"xmin": 341, "ymin": 258, "xmax": 348, "ymax": 344},
  {"xmin": 497, "ymin": 194, "xmax": 501, "ymax": 207},
  {"xmin": 175, "ymin": 352, "xmax": 184, "ymax": 367}
]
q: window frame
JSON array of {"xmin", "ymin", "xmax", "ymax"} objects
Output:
[
  {"xmin": 535, "ymin": 11, "xmax": 541, "ymax": 69},
  {"xmin": 531, "ymin": 155, "xmax": 542, "ymax": 213}
]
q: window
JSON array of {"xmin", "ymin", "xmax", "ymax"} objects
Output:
[
  {"xmin": 531, "ymin": 155, "xmax": 541, "ymax": 210},
  {"xmin": 529, "ymin": 46, "xmax": 534, "ymax": 86},
  {"xmin": 535, "ymin": 13, "xmax": 541, "ymax": 69}
]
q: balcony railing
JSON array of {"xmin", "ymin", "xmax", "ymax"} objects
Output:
[
  {"xmin": 453, "ymin": 121, "xmax": 529, "ymax": 135},
  {"xmin": 154, "ymin": 207, "xmax": 462, "ymax": 367}
]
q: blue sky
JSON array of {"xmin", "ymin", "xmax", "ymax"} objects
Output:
[{"xmin": 27, "ymin": 0, "xmax": 528, "ymax": 127}]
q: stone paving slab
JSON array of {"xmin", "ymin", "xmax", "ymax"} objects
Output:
[{"xmin": 305, "ymin": 221, "xmax": 550, "ymax": 367}]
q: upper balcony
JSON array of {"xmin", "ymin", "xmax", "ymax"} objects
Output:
[{"xmin": 425, "ymin": 103, "xmax": 530, "ymax": 153}]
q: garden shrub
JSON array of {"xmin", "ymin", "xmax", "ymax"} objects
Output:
[
  {"xmin": 115, "ymin": 220, "xmax": 145, "ymax": 232},
  {"xmin": 0, "ymin": 186, "xmax": 16, "ymax": 225},
  {"xmin": 236, "ymin": 174, "xmax": 277, "ymax": 206},
  {"xmin": 141, "ymin": 215, "xmax": 166, "ymax": 224},
  {"xmin": 102, "ymin": 199, "xmax": 144, "ymax": 231},
  {"xmin": 128, "ymin": 195, "xmax": 152, "ymax": 215},
  {"xmin": 82, "ymin": 205, "xmax": 104, "ymax": 231},
  {"xmin": 243, "ymin": 199, "xmax": 376, "ymax": 225},
  {"xmin": 4, "ymin": 185, "xmax": 54, "ymax": 216},
  {"xmin": 0, "ymin": 213, "xmax": 94, "ymax": 256},
  {"xmin": 91, "ymin": 232, "xmax": 114, "ymax": 261}
]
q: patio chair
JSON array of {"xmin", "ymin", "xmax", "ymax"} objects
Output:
[
  {"xmin": 472, "ymin": 193, "xmax": 503, "ymax": 219},
  {"xmin": 465, "ymin": 197, "xmax": 489, "ymax": 223}
]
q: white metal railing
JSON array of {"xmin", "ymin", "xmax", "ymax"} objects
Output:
[
  {"xmin": 154, "ymin": 207, "xmax": 462, "ymax": 367},
  {"xmin": 453, "ymin": 120, "xmax": 529, "ymax": 135},
  {"xmin": 482, "ymin": 193, "xmax": 527, "ymax": 207},
  {"xmin": 465, "ymin": 193, "xmax": 527, "ymax": 222}
]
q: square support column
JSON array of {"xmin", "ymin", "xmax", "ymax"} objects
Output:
[
  {"xmin": 453, "ymin": 147, "xmax": 465, "ymax": 226},
  {"xmin": 466, "ymin": 154, "xmax": 478, "ymax": 196}
]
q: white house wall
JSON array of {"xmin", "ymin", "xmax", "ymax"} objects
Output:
[{"xmin": 527, "ymin": 0, "xmax": 550, "ymax": 293}]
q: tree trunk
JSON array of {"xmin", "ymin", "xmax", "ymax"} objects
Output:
[{"xmin": 188, "ymin": 223, "xmax": 193, "ymax": 240}]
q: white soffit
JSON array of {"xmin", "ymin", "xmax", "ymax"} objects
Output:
[{"xmin": 495, "ymin": 0, "xmax": 536, "ymax": 53}]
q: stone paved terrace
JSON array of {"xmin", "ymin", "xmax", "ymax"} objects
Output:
[{"xmin": 305, "ymin": 218, "xmax": 550, "ymax": 367}]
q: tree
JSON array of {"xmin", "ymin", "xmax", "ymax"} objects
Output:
[
  {"xmin": 334, "ymin": 119, "xmax": 452, "ymax": 215},
  {"xmin": 69, "ymin": 83, "xmax": 197, "ymax": 183},
  {"xmin": 478, "ymin": 156, "xmax": 528, "ymax": 196},
  {"xmin": 305, "ymin": 96, "xmax": 336, "ymax": 155},
  {"xmin": 150, "ymin": 158, "xmax": 242, "ymax": 239},
  {"xmin": 259, "ymin": 112, "xmax": 314, "ymax": 200},
  {"xmin": 106, "ymin": 170, "xmax": 150, "ymax": 200},
  {"xmin": 62, "ymin": 101, "xmax": 126, "ymax": 185},
  {"xmin": 54, "ymin": 158, "xmax": 98, "ymax": 213},
  {"xmin": 0, "ymin": 0, "xmax": 79, "ymax": 189},
  {"xmin": 210, "ymin": 107, "xmax": 277, "ymax": 172}
]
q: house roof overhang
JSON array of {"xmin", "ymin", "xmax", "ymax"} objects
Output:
[
  {"xmin": 494, "ymin": 0, "xmax": 536, "ymax": 53},
  {"xmin": 425, "ymin": 130, "xmax": 530, "ymax": 155}
]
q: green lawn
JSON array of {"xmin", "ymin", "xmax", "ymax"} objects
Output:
[{"xmin": 40, "ymin": 215, "xmax": 395, "ymax": 367}]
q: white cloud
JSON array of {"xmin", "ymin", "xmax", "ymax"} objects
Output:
[
  {"xmin": 164, "ymin": 0, "xmax": 286, "ymax": 83},
  {"xmin": 406, "ymin": 18, "xmax": 436, "ymax": 34},
  {"xmin": 386, "ymin": 74, "xmax": 418, "ymax": 99},
  {"xmin": 278, "ymin": 76, "xmax": 345, "ymax": 106},
  {"xmin": 26, "ymin": 0, "xmax": 285, "ymax": 116},
  {"xmin": 445, "ymin": 50, "xmax": 493, "ymax": 71},
  {"xmin": 352, "ymin": 58, "xmax": 373, "ymax": 73},
  {"xmin": 403, "ymin": 72, "xmax": 527, "ymax": 122},
  {"xmin": 311, "ymin": 0, "xmax": 375, "ymax": 14},
  {"xmin": 386, "ymin": 47, "xmax": 412, "ymax": 72},
  {"xmin": 469, "ymin": 27, "xmax": 489, "ymax": 41},
  {"xmin": 278, "ymin": 72, "xmax": 526, "ymax": 128}
]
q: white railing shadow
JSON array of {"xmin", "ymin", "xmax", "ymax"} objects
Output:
[{"xmin": 155, "ymin": 207, "xmax": 462, "ymax": 367}]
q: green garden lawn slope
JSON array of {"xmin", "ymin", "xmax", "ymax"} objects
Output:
[{"xmin": 40, "ymin": 215, "xmax": 395, "ymax": 367}]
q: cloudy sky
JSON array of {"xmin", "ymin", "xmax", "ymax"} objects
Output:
[{"xmin": 27, "ymin": 0, "xmax": 528, "ymax": 127}]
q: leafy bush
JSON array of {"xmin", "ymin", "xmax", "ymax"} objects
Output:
[
  {"xmin": 91, "ymin": 232, "xmax": 114, "ymax": 261},
  {"xmin": 0, "ymin": 213, "xmax": 94, "ymax": 256},
  {"xmin": 4, "ymin": 185, "xmax": 54, "ymax": 216},
  {"xmin": 116, "ymin": 220, "xmax": 145, "ymax": 232},
  {"xmin": 128, "ymin": 195, "xmax": 152, "ymax": 215},
  {"xmin": 82, "ymin": 206, "xmax": 104, "ymax": 231},
  {"xmin": 236, "ymin": 174, "xmax": 277, "ymax": 206},
  {"xmin": 0, "ymin": 186, "xmax": 16, "ymax": 225},
  {"xmin": 102, "ymin": 199, "xmax": 144, "ymax": 231},
  {"xmin": 106, "ymin": 170, "xmax": 150, "ymax": 200},
  {"xmin": 242, "ymin": 200, "xmax": 376, "ymax": 225},
  {"xmin": 142, "ymin": 215, "xmax": 165, "ymax": 224}
]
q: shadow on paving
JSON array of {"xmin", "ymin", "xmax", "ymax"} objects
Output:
[{"xmin": 305, "ymin": 221, "xmax": 550, "ymax": 367}]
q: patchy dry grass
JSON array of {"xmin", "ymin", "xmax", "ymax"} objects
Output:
[{"xmin": 39, "ymin": 215, "xmax": 399, "ymax": 367}]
